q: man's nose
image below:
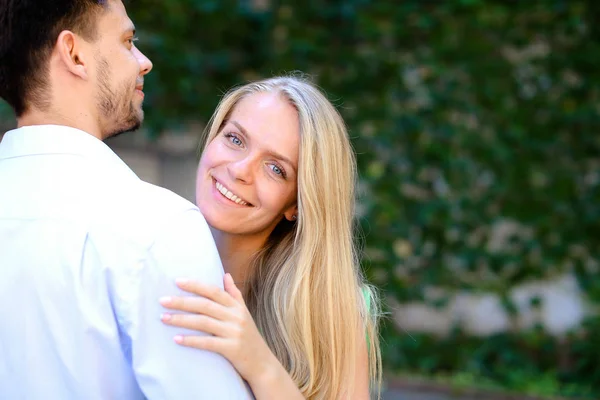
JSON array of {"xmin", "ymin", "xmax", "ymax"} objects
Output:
[{"xmin": 134, "ymin": 47, "xmax": 153, "ymax": 76}]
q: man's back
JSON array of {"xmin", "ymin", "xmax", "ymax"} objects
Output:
[{"xmin": 0, "ymin": 125, "xmax": 252, "ymax": 399}]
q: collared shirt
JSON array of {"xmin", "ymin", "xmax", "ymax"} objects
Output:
[{"xmin": 0, "ymin": 125, "xmax": 253, "ymax": 399}]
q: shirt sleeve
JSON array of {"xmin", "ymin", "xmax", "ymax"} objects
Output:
[{"xmin": 115, "ymin": 208, "xmax": 254, "ymax": 399}]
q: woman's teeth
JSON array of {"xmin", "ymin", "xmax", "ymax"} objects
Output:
[{"xmin": 216, "ymin": 181, "xmax": 249, "ymax": 205}]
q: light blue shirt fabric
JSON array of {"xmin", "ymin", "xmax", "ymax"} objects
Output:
[{"xmin": 0, "ymin": 125, "xmax": 253, "ymax": 399}]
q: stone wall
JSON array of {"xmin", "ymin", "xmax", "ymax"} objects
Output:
[{"xmin": 107, "ymin": 129, "xmax": 200, "ymax": 203}]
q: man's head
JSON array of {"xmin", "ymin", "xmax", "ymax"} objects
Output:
[{"xmin": 0, "ymin": 0, "xmax": 153, "ymax": 139}]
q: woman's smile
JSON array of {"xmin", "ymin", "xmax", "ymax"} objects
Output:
[{"xmin": 212, "ymin": 177, "xmax": 252, "ymax": 207}]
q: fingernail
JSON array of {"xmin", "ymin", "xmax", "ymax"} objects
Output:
[
  {"xmin": 161, "ymin": 313, "xmax": 171, "ymax": 322},
  {"xmin": 159, "ymin": 296, "xmax": 172, "ymax": 305},
  {"xmin": 174, "ymin": 335, "xmax": 183, "ymax": 344},
  {"xmin": 175, "ymin": 278, "xmax": 189, "ymax": 285}
]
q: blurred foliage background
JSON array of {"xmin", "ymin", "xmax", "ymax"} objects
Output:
[{"xmin": 2, "ymin": 0, "xmax": 599, "ymax": 398}]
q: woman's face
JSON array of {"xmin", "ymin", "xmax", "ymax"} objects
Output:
[{"xmin": 196, "ymin": 92, "xmax": 299, "ymax": 241}]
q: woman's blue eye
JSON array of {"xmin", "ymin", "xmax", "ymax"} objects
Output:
[
  {"xmin": 270, "ymin": 164, "xmax": 286, "ymax": 178},
  {"xmin": 224, "ymin": 132, "xmax": 243, "ymax": 146}
]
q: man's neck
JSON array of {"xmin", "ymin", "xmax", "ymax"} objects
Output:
[{"xmin": 18, "ymin": 108, "xmax": 102, "ymax": 140}]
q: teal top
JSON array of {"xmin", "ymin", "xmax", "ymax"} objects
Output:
[
  {"xmin": 362, "ymin": 287, "xmax": 372, "ymax": 346},
  {"xmin": 363, "ymin": 287, "xmax": 371, "ymax": 314}
]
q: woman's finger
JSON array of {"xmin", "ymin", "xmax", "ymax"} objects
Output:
[
  {"xmin": 161, "ymin": 313, "xmax": 230, "ymax": 337},
  {"xmin": 224, "ymin": 273, "xmax": 245, "ymax": 304},
  {"xmin": 174, "ymin": 278, "xmax": 236, "ymax": 307},
  {"xmin": 174, "ymin": 334, "xmax": 224, "ymax": 354},
  {"xmin": 159, "ymin": 296, "xmax": 232, "ymax": 321}
]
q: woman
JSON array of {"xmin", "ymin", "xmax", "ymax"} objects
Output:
[{"xmin": 159, "ymin": 76, "xmax": 381, "ymax": 399}]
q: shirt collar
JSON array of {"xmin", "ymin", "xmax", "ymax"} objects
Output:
[{"xmin": 0, "ymin": 124, "xmax": 137, "ymax": 178}]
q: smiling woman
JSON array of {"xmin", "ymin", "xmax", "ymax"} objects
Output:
[
  {"xmin": 160, "ymin": 75, "xmax": 382, "ymax": 399},
  {"xmin": 197, "ymin": 90, "xmax": 300, "ymax": 244}
]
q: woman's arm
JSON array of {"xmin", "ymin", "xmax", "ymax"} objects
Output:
[
  {"xmin": 159, "ymin": 274, "xmax": 304, "ymax": 400},
  {"xmin": 350, "ymin": 324, "xmax": 371, "ymax": 399}
]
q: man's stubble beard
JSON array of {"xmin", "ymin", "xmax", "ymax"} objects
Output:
[{"xmin": 96, "ymin": 56, "xmax": 144, "ymax": 140}]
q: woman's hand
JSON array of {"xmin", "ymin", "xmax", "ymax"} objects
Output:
[{"xmin": 159, "ymin": 274, "xmax": 278, "ymax": 386}]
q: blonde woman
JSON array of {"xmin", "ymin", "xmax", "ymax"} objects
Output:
[{"xmin": 159, "ymin": 76, "xmax": 381, "ymax": 399}]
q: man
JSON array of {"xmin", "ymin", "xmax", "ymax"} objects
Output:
[{"xmin": 0, "ymin": 1, "xmax": 252, "ymax": 398}]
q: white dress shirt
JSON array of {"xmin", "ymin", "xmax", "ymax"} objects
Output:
[{"xmin": 0, "ymin": 125, "xmax": 252, "ymax": 399}]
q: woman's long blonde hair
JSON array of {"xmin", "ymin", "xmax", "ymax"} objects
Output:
[{"xmin": 199, "ymin": 75, "xmax": 381, "ymax": 399}]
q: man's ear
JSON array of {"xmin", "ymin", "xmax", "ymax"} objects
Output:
[{"xmin": 55, "ymin": 30, "xmax": 89, "ymax": 80}]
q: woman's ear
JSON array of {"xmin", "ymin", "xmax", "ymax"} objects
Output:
[{"xmin": 284, "ymin": 206, "xmax": 298, "ymax": 222}]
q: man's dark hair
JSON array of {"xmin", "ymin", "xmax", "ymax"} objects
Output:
[{"xmin": 0, "ymin": 0, "xmax": 109, "ymax": 116}]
